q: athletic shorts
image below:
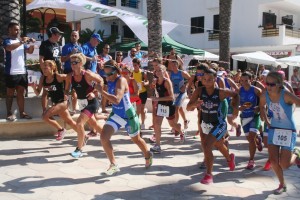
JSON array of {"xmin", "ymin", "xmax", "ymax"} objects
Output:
[
  {"xmin": 154, "ymin": 102, "xmax": 176, "ymax": 120},
  {"xmin": 240, "ymin": 114, "xmax": 261, "ymax": 136},
  {"xmin": 81, "ymin": 98, "xmax": 99, "ymax": 118},
  {"xmin": 268, "ymin": 128, "xmax": 297, "ymax": 151},
  {"xmin": 174, "ymin": 92, "xmax": 186, "ymax": 107},
  {"xmin": 105, "ymin": 106, "xmax": 140, "ymax": 138},
  {"xmin": 139, "ymin": 91, "xmax": 148, "ymax": 104},
  {"xmin": 200, "ymin": 120, "xmax": 227, "ymax": 141},
  {"xmin": 5, "ymin": 74, "xmax": 28, "ymax": 88}
]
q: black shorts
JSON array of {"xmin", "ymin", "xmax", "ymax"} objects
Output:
[
  {"xmin": 5, "ymin": 74, "xmax": 28, "ymax": 89},
  {"xmin": 139, "ymin": 91, "xmax": 148, "ymax": 104},
  {"xmin": 81, "ymin": 98, "xmax": 99, "ymax": 118}
]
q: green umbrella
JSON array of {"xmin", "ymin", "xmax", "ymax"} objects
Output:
[{"xmin": 113, "ymin": 35, "xmax": 204, "ymax": 55}]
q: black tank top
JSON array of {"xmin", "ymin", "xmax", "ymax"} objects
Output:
[
  {"xmin": 156, "ymin": 79, "xmax": 173, "ymax": 106},
  {"xmin": 72, "ymin": 71, "xmax": 94, "ymax": 99},
  {"xmin": 200, "ymin": 87, "xmax": 221, "ymax": 124},
  {"xmin": 43, "ymin": 74, "xmax": 64, "ymax": 104}
]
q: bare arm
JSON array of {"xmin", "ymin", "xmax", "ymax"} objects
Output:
[
  {"xmin": 284, "ymin": 90, "xmax": 300, "ymax": 106},
  {"xmin": 259, "ymin": 91, "xmax": 268, "ymax": 124},
  {"xmin": 31, "ymin": 76, "xmax": 44, "ymax": 96},
  {"xmin": 186, "ymin": 87, "xmax": 202, "ymax": 111}
]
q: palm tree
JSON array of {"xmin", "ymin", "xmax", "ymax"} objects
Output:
[
  {"xmin": 0, "ymin": 0, "xmax": 20, "ymax": 97},
  {"xmin": 146, "ymin": 0, "xmax": 162, "ymax": 59},
  {"xmin": 219, "ymin": 0, "xmax": 232, "ymax": 69}
]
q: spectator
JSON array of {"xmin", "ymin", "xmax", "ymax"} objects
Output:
[
  {"xmin": 115, "ymin": 51, "xmax": 125, "ymax": 69},
  {"xmin": 122, "ymin": 48, "xmax": 137, "ymax": 70},
  {"xmin": 164, "ymin": 48, "xmax": 184, "ymax": 72},
  {"xmin": 3, "ymin": 22, "xmax": 35, "ymax": 121},
  {"xmin": 135, "ymin": 42, "xmax": 147, "ymax": 59},
  {"xmin": 291, "ymin": 68, "xmax": 300, "ymax": 96},
  {"xmin": 39, "ymin": 27, "xmax": 63, "ymax": 73},
  {"xmin": 81, "ymin": 33, "xmax": 102, "ymax": 73}
]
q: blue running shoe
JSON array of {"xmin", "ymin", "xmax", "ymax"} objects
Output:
[{"xmin": 71, "ymin": 147, "xmax": 83, "ymax": 158}]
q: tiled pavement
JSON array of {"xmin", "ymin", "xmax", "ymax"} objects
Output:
[{"xmin": 0, "ymin": 108, "xmax": 300, "ymax": 200}]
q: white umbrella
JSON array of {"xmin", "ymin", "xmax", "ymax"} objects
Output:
[
  {"xmin": 232, "ymin": 51, "xmax": 277, "ymax": 66},
  {"xmin": 276, "ymin": 55, "xmax": 300, "ymax": 67}
]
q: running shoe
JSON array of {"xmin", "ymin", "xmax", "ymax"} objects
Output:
[
  {"xmin": 145, "ymin": 151, "xmax": 153, "ymax": 168},
  {"xmin": 200, "ymin": 173, "xmax": 213, "ymax": 185},
  {"xmin": 180, "ymin": 133, "xmax": 185, "ymax": 143},
  {"xmin": 263, "ymin": 159, "xmax": 272, "ymax": 171},
  {"xmin": 236, "ymin": 125, "xmax": 241, "ymax": 137},
  {"xmin": 293, "ymin": 148, "xmax": 300, "ymax": 168},
  {"xmin": 150, "ymin": 144, "xmax": 162, "ymax": 154},
  {"xmin": 56, "ymin": 129, "xmax": 66, "ymax": 141},
  {"xmin": 245, "ymin": 160, "xmax": 256, "ymax": 170},
  {"xmin": 228, "ymin": 153, "xmax": 236, "ymax": 171},
  {"xmin": 199, "ymin": 161, "xmax": 206, "ymax": 169},
  {"xmin": 149, "ymin": 134, "xmax": 156, "ymax": 143},
  {"xmin": 102, "ymin": 164, "xmax": 120, "ymax": 176},
  {"xmin": 87, "ymin": 131, "xmax": 97, "ymax": 137},
  {"xmin": 140, "ymin": 124, "xmax": 146, "ymax": 130},
  {"xmin": 184, "ymin": 120, "xmax": 190, "ymax": 130},
  {"xmin": 70, "ymin": 147, "xmax": 83, "ymax": 158},
  {"xmin": 273, "ymin": 184, "xmax": 287, "ymax": 195},
  {"xmin": 256, "ymin": 135, "xmax": 263, "ymax": 152}
]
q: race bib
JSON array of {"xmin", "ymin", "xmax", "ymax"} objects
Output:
[
  {"xmin": 241, "ymin": 117, "xmax": 253, "ymax": 126},
  {"xmin": 111, "ymin": 114, "xmax": 127, "ymax": 127},
  {"xmin": 78, "ymin": 99, "xmax": 88, "ymax": 111},
  {"xmin": 137, "ymin": 83, "xmax": 142, "ymax": 91},
  {"xmin": 201, "ymin": 122, "xmax": 214, "ymax": 135},
  {"xmin": 273, "ymin": 129, "xmax": 292, "ymax": 147},
  {"xmin": 157, "ymin": 104, "xmax": 170, "ymax": 117}
]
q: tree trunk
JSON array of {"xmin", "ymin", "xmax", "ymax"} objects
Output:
[
  {"xmin": 219, "ymin": 0, "xmax": 232, "ymax": 70},
  {"xmin": 0, "ymin": 0, "xmax": 20, "ymax": 97},
  {"xmin": 147, "ymin": 0, "xmax": 162, "ymax": 62}
]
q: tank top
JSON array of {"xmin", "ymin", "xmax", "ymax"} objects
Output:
[
  {"xmin": 170, "ymin": 70, "xmax": 184, "ymax": 94},
  {"xmin": 200, "ymin": 87, "xmax": 224, "ymax": 124},
  {"xmin": 266, "ymin": 89, "xmax": 296, "ymax": 130},
  {"xmin": 72, "ymin": 71, "xmax": 94, "ymax": 100},
  {"xmin": 43, "ymin": 74, "xmax": 64, "ymax": 104},
  {"xmin": 133, "ymin": 69, "xmax": 147, "ymax": 93},
  {"xmin": 156, "ymin": 79, "xmax": 173, "ymax": 106},
  {"xmin": 128, "ymin": 79, "xmax": 140, "ymax": 103},
  {"xmin": 107, "ymin": 76, "xmax": 132, "ymax": 118},
  {"xmin": 239, "ymin": 86, "xmax": 258, "ymax": 118}
]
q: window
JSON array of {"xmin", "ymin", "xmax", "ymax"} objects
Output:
[
  {"xmin": 191, "ymin": 17, "xmax": 205, "ymax": 34},
  {"xmin": 263, "ymin": 12, "xmax": 277, "ymax": 29},
  {"xmin": 213, "ymin": 14, "xmax": 219, "ymax": 33},
  {"xmin": 282, "ymin": 15, "xmax": 293, "ymax": 29},
  {"xmin": 123, "ymin": 25, "xmax": 134, "ymax": 38},
  {"xmin": 111, "ymin": 23, "xmax": 118, "ymax": 35}
]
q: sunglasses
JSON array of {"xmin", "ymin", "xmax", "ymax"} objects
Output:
[
  {"xmin": 71, "ymin": 60, "xmax": 80, "ymax": 65},
  {"xmin": 105, "ymin": 70, "xmax": 117, "ymax": 77},
  {"xmin": 117, "ymin": 54, "xmax": 123, "ymax": 57},
  {"xmin": 196, "ymin": 73, "xmax": 204, "ymax": 77},
  {"xmin": 266, "ymin": 82, "xmax": 277, "ymax": 87}
]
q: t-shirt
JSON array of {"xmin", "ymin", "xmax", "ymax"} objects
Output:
[
  {"xmin": 3, "ymin": 38, "xmax": 28, "ymax": 75},
  {"xmin": 81, "ymin": 42, "xmax": 97, "ymax": 73},
  {"xmin": 122, "ymin": 56, "xmax": 134, "ymax": 71},
  {"xmin": 39, "ymin": 40, "xmax": 61, "ymax": 69},
  {"xmin": 61, "ymin": 43, "xmax": 82, "ymax": 74}
]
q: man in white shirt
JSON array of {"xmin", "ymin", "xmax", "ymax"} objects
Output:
[
  {"xmin": 3, "ymin": 22, "xmax": 35, "ymax": 121},
  {"xmin": 122, "ymin": 48, "xmax": 137, "ymax": 70}
]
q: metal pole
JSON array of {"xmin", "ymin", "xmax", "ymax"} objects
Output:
[{"xmin": 22, "ymin": 0, "xmax": 27, "ymax": 36}]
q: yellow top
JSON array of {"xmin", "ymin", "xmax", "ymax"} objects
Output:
[{"xmin": 133, "ymin": 69, "xmax": 147, "ymax": 93}]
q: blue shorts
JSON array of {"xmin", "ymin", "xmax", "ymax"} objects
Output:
[
  {"xmin": 174, "ymin": 92, "xmax": 186, "ymax": 107},
  {"xmin": 105, "ymin": 107, "xmax": 140, "ymax": 138},
  {"xmin": 268, "ymin": 128, "xmax": 297, "ymax": 151},
  {"xmin": 201, "ymin": 121, "xmax": 227, "ymax": 141},
  {"xmin": 240, "ymin": 114, "xmax": 261, "ymax": 136}
]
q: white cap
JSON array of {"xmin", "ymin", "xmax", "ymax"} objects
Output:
[
  {"xmin": 217, "ymin": 71, "xmax": 227, "ymax": 77},
  {"xmin": 261, "ymin": 70, "xmax": 270, "ymax": 76}
]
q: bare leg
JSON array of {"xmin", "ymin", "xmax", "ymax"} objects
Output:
[
  {"xmin": 203, "ymin": 134, "xmax": 217, "ymax": 175},
  {"xmin": 153, "ymin": 116, "xmax": 163, "ymax": 145},
  {"xmin": 100, "ymin": 124, "xmax": 116, "ymax": 164},
  {"xmin": 16, "ymin": 86, "xmax": 25, "ymax": 116},
  {"xmin": 246, "ymin": 132, "xmax": 257, "ymax": 160},
  {"xmin": 131, "ymin": 134, "xmax": 150, "ymax": 158},
  {"xmin": 6, "ymin": 88, "xmax": 15, "ymax": 117},
  {"xmin": 76, "ymin": 113, "xmax": 90, "ymax": 149}
]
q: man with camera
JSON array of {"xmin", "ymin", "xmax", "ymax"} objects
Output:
[{"xmin": 3, "ymin": 22, "xmax": 35, "ymax": 121}]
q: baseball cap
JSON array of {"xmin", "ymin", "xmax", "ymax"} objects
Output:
[
  {"xmin": 91, "ymin": 33, "xmax": 103, "ymax": 42},
  {"xmin": 261, "ymin": 70, "xmax": 270, "ymax": 76},
  {"xmin": 217, "ymin": 71, "xmax": 227, "ymax": 77},
  {"xmin": 48, "ymin": 27, "xmax": 64, "ymax": 35}
]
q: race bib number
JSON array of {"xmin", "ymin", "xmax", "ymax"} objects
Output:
[
  {"xmin": 78, "ymin": 99, "xmax": 88, "ymax": 111},
  {"xmin": 137, "ymin": 83, "xmax": 142, "ymax": 91},
  {"xmin": 157, "ymin": 104, "xmax": 170, "ymax": 117},
  {"xmin": 273, "ymin": 129, "xmax": 292, "ymax": 147},
  {"xmin": 201, "ymin": 122, "xmax": 214, "ymax": 135},
  {"xmin": 111, "ymin": 114, "xmax": 127, "ymax": 127},
  {"xmin": 241, "ymin": 117, "xmax": 253, "ymax": 126}
]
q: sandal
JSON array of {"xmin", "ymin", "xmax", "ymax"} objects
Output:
[
  {"xmin": 6, "ymin": 114, "xmax": 16, "ymax": 121},
  {"xmin": 20, "ymin": 113, "xmax": 32, "ymax": 119},
  {"xmin": 145, "ymin": 151, "xmax": 153, "ymax": 168}
]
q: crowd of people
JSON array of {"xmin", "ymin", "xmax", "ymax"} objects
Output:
[{"xmin": 3, "ymin": 23, "xmax": 300, "ymax": 195}]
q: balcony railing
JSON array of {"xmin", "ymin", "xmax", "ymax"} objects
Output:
[
  {"xmin": 122, "ymin": 37, "xmax": 138, "ymax": 43},
  {"xmin": 262, "ymin": 28, "xmax": 279, "ymax": 37},
  {"xmin": 208, "ymin": 32, "xmax": 219, "ymax": 41},
  {"xmin": 121, "ymin": 0, "xmax": 139, "ymax": 9},
  {"xmin": 285, "ymin": 28, "xmax": 300, "ymax": 38}
]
